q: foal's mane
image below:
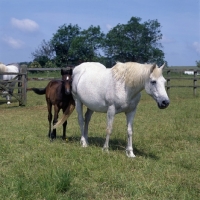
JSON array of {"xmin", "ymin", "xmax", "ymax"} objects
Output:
[{"xmin": 111, "ymin": 62, "xmax": 153, "ymax": 87}]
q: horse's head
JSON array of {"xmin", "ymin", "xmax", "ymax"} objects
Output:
[
  {"xmin": 145, "ymin": 63, "xmax": 170, "ymax": 109},
  {"xmin": 61, "ymin": 68, "xmax": 73, "ymax": 95}
]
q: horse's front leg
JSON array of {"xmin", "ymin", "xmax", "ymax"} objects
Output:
[
  {"xmin": 6, "ymin": 85, "xmax": 14, "ymax": 104},
  {"xmin": 125, "ymin": 110, "xmax": 137, "ymax": 158},
  {"xmin": 103, "ymin": 106, "xmax": 115, "ymax": 151},
  {"xmin": 6, "ymin": 94, "xmax": 11, "ymax": 104},
  {"xmin": 76, "ymin": 100, "xmax": 87, "ymax": 147}
]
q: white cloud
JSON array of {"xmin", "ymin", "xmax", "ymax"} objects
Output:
[
  {"xmin": 192, "ymin": 42, "xmax": 200, "ymax": 54},
  {"xmin": 11, "ymin": 18, "xmax": 39, "ymax": 32},
  {"xmin": 161, "ymin": 36, "xmax": 175, "ymax": 44},
  {"xmin": 3, "ymin": 36, "xmax": 24, "ymax": 49},
  {"xmin": 106, "ymin": 24, "xmax": 113, "ymax": 30}
]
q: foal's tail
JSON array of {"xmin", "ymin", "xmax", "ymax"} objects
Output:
[
  {"xmin": 53, "ymin": 100, "xmax": 75, "ymax": 129},
  {"xmin": 31, "ymin": 88, "xmax": 46, "ymax": 95}
]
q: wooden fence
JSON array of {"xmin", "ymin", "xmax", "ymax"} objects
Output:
[
  {"xmin": 1, "ymin": 67, "xmax": 200, "ymax": 106},
  {"xmin": 165, "ymin": 68, "xmax": 200, "ymax": 96},
  {"xmin": 0, "ymin": 66, "xmax": 27, "ymax": 106}
]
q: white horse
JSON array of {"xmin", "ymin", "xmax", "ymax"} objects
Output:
[
  {"xmin": 0, "ymin": 63, "xmax": 19, "ymax": 104},
  {"xmin": 54, "ymin": 62, "xmax": 170, "ymax": 157}
]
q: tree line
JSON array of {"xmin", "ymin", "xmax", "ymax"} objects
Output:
[{"xmin": 31, "ymin": 16, "xmax": 166, "ymax": 68}]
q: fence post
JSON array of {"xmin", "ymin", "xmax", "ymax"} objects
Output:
[
  {"xmin": 19, "ymin": 65, "xmax": 27, "ymax": 106},
  {"xmin": 193, "ymin": 71, "xmax": 197, "ymax": 96},
  {"xmin": 166, "ymin": 69, "xmax": 170, "ymax": 96}
]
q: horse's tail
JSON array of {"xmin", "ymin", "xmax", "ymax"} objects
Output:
[
  {"xmin": 31, "ymin": 88, "xmax": 46, "ymax": 95},
  {"xmin": 53, "ymin": 100, "xmax": 75, "ymax": 129}
]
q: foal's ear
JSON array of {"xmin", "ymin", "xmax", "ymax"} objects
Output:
[{"xmin": 150, "ymin": 63, "xmax": 156, "ymax": 73}]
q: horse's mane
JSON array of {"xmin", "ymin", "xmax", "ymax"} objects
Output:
[
  {"xmin": 111, "ymin": 62, "xmax": 157, "ymax": 87},
  {"xmin": 0, "ymin": 63, "xmax": 7, "ymax": 72}
]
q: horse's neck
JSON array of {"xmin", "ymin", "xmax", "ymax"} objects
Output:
[{"xmin": 126, "ymin": 83, "xmax": 145, "ymax": 99}]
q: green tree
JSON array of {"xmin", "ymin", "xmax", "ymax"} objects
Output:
[
  {"xmin": 31, "ymin": 40, "xmax": 55, "ymax": 67},
  {"xmin": 103, "ymin": 17, "xmax": 165, "ymax": 65},
  {"xmin": 196, "ymin": 60, "xmax": 200, "ymax": 68},
  {"xmin": 68, "ymin": 25, "xmax": 105, "ymax": 62},
  {"xmin": 50, "ymin": 24, "xmax": 81, "ymax": 67}
]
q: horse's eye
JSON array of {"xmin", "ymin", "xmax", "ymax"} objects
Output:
[{"xmin": 151, "ymin": 80, "xmax": 156, "ymax": 85}]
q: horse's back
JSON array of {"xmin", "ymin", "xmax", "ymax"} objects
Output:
[
  {"xmin": 0, "ymin": 64, "xmax": 19, "ymax": 80},
  {"xmin": 73, "ymin": 62, "xmax": 106, "ymax": 77},
  {"xmin": 72, "ymin": 62, "xmax": 113, "ymax": 112}
]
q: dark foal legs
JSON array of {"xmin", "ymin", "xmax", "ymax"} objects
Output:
[
  {"xmin": 50, "ymin": 106, "xmax": 60, "ymax": 140},
  {"xmin": 62, "ymin": 120, "xmax": 67, "ymax": 140},
  {"xmin": 47, "ymin": 101, "xmax": 52, "ymax": 138}
]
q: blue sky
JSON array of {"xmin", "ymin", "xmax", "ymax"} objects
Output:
[{"xmin": 0, "ymin": 0, "xmax": 199, "ymax": 66}]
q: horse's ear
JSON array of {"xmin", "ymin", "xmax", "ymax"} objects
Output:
[
  {"xmin": 160, "ymin": 62, "xmax": 165, "ymax": 70},
  {"xmin": 150, "ymin": 63, "xmax": 156, "ymax": 73}
]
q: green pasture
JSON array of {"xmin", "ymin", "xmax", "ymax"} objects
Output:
[{"xmin": 0, "ymin": 72, "xmax": 199, "ymax": 199}]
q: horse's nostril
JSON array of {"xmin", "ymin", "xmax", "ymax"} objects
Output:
[
  {"xmin": 162, "ymin": 100, "xmax": 170, "ymax": 107},
  {"xmin": 158, "ymin": 99, "xmax": 170, "ymax": 109}
]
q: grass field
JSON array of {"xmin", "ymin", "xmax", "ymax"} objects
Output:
[{"xmin": 0, "ymin": 72, "xmax": 199, "ymax": 199}]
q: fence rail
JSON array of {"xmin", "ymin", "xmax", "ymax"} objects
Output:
[
  {"xmin": 1, "ymin": 67, "xmax": 200, "ymax": 106},
  {"xmin": 165, "ymin": 68, "xmax": 200, "ymax": 96},
  {"xmin": 0, "ymin": 66, "xmax": 27, "ymax": 106}
]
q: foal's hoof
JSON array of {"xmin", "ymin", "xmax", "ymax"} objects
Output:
[
  {"xmin": 62, "ymin": 136, "xmax": 66, "ymax": 140},
  {"xmin": 49, "ymin": 133, "xmax": 56, "ymax": 141}
]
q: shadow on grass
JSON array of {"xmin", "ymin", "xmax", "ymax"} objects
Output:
[{"xmin": 56, "ymin": 135, "xmax": 159, "ymax": 160}]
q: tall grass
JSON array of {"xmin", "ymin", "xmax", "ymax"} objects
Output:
[{"xmin": 0, "ymin": 73, "xmax": 199, "ymax": 199}]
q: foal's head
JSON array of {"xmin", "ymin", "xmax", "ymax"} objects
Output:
[{"xmin": 61, "ymin": 68, "xmax": 73, "ymax": 95}]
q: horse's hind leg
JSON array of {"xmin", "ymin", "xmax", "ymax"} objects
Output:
[
  {"xmin": 84, "ymin": 108, "xmax": 94, "ymax": 143},
  {"xmin": 103, "ymin": 106, "xmax": 115, "ymax": 151}
]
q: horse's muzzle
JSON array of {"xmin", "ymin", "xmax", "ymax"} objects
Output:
[{"xmin": 158, "ymin": 99, "xmax": 170, "ymax": 109}]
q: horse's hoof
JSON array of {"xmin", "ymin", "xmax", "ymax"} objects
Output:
[
  {"xmin": 81, "ymin": 143, "xmax": 88, "ymax": 147},
  {"xmin": 126, "ymin": 151, "xmax": 136, "ymax": 158},
  {"xmin": 102, "ymin": 148, "xmax": 109, "ymax": 153},
  {"xmin": 7, "ymin": 101, "xmax": 11, "ymax": 105},
  {"xmin": 80, "ymin": 140, "xmax": 88, "ymax": 147},
  {"xmin": 80, "ymin": 137, "xmax": 88, "ymax": 147}
]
